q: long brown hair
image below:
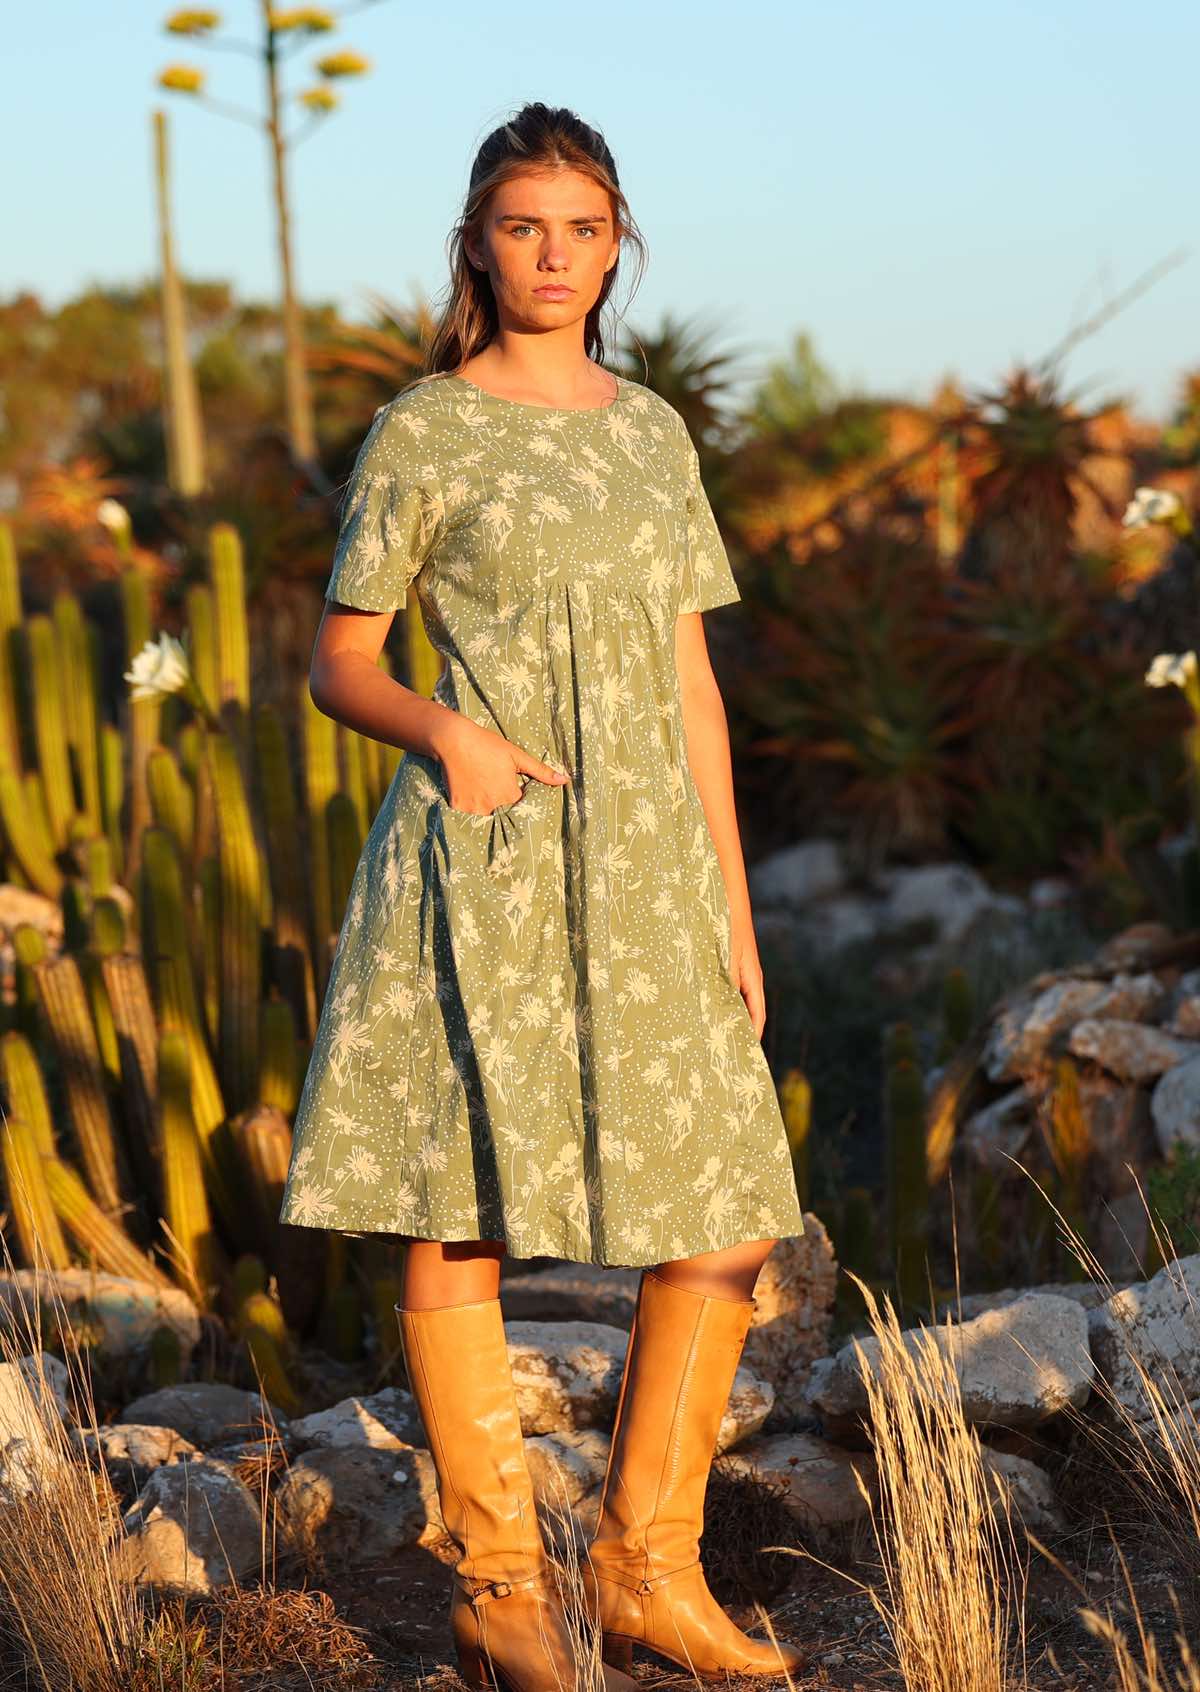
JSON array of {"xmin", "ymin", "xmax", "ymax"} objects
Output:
[{"xmin": 415, "ymin": 102, "xmax": 647, "ymax": 388}]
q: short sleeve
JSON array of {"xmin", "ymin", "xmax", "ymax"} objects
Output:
[
  {"xmin": 678, "ymin": 444, "xmax": 741, "ymax": 615},
  {"xmin": 324, "ymin": 403, "xmax": 444, "ymax": 612}
]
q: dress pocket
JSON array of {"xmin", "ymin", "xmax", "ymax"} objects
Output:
[{"xmin": 416, "ymin": 773, "xmax": 569, "ymax": 1131}]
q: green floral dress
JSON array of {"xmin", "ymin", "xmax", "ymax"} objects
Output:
[{"xmin": 278, "ymin": 371, "xmax": 805, "ymax": 1266}]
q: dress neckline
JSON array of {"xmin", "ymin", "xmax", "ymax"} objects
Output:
[{"xmin": 443, "ymin": 371, "xmax": 625, "ymax": 415}]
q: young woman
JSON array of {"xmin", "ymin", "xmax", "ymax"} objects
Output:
[{"xmin": 280, "ymin": 102, "xmax": 807, "ymax": 1689}]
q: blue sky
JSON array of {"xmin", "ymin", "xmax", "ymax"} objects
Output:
[{"xmin": 8, "ymin": 1, "xmax": 1196, "ymax": 420}]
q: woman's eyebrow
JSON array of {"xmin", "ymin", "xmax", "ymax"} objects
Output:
[{"xmin": 496, "ymin": 212, "xmax": 610, "ymax": 225}]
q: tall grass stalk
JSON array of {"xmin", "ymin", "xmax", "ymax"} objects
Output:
[
  {"xmin": 0, "ymin": 1223, "xmax": 171, "ymax": 1690},
  {"xmin": 843, "ymin": 1267, "xmax": 1028, "ymax": 1692}
]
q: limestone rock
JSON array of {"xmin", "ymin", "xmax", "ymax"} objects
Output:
[
  {"xmin": 116, "ymin": 1459, "xmax": 263, "ymax": 1592},
  {"xmin": 814, "ymin": 1295, "xmax": 1093, "ymax": 1428}
]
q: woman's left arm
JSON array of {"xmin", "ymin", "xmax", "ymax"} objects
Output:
[{"xmin": 674, "ymin": 610, "xmax": 766, "ymax": 1038}]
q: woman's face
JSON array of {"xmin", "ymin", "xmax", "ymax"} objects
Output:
[{"xmin": 466, "ymin": 168, "xmax": 620, "ymax": 332}]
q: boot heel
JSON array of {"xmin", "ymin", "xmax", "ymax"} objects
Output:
[
  {"xmin": 456, "ymin": 1639, "xmax": 500, "ymax": 1689},
  {"xmin": 601, "ymin": 1632, "xmax": 635, "ymax": 1673}
]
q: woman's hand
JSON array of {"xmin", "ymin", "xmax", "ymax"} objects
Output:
[
  {"xmin": 729, "ymin": 919, "xmax": 767, "ymax": 1038},
  {"xmin": 431, "ymin": 712, "xmax": 568, "ymax": 814}
]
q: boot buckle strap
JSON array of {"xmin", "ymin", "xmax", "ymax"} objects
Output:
[{"xmin": 463, "ymin": 1572, "xmax": 543, "ymax": 1606}]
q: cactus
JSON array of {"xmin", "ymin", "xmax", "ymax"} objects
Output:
[
  {"xmin": 302, "ymin": 686, "xmax": 339, "ymax": 995},
  {"xmin": 100, "ymin": 951, "xmax": 162, "ymax": 1182},
  {"xmin": 1, "ymin": 1118, "xmax": 71, "ymax": 1272},
  {"xmin": 326, "ymin": 792, "xmax": 362, "ymax": 934},
  {"xmin": 234, "ymin": 1104, "xmax": 293, "ymax": 1248},
  {"xmin": 239, "ymin": 1290, "xmax": 301, "ymax": 1415},
  {"xmin": 970, "ymin": 1167, "xmax": 1005, "ymax": 1286},
  {"xmin": 887, "ymin": 1050, "xmax": 929, "ymax": 1311},
  {"xmin": 139, "ymin": 828, "xmax": 226, "ymax": 1141},
  {"xmin": 147, "ymin": 745, "xmax": 196, "ymax": 861},
  {"xmin": 119, "ymin": 566, "xmax": 159, "ymax": 883},
  {"xmin": 777, "ymin": 1067, "xmax": 811, "ymax": 1210},
  {"xmin": 233, "ymin": 1253, "xmax": 268, "ymax": 1307},
  {"xmin": 24, "ymin": 614, "xmax": 76, "ymax": 850},
  {"xmin": 184, "ymin": 584, "xmax": 219, "ymax": 720},
  {"xmin": 210, "ymin": 523, "xmax": 250, "ymax": 714},
  {"xmin": 11, "ymin": 922, "xmax": 47, "ymax": 1040},
  {"xmin": 53, "ymin": 591, "xmax": 103, "ymax": 834},
  {"xmin": 319, "ymin": 1280, "xmax": 363, "ymax": 1364},
  {"xmin": 158, "ymin": 1027, "xmax": 224, "ymax": 1309},
  {"xmin": 32, "ymin": 951, "xmax": 130, "ymax": 1219},
  {"xmin": 98, "ymin": 722, "xmax": 126, "ymax": 884},
  {"xmin": 836, "ymin": 1185, "xmax": 878, "ymax": 1283},
  {"xmin": 43, "ymin": 1156, "xmax": 173, "ymax": 1290},
  {"xmin": 938, "ymin": 967, "xmax": 973, "ymax": 1059},
  {"xmin": 205, "ymin": 730, "xmax": 262, "ymax": 1114},
  {"xmin": 259, "ymin": 994, "xmax": 300, "ymax": 1115},
  {"xmin": 254, "ymin": 706, "xmax": 316, "ymax": 1039},
  {"xmin": 149, "ymin": 1322, "xmax": 184, "ymax": 1388}
]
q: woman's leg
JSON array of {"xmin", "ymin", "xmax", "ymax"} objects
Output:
[
  {"xmin": 397, "ymin": 1236, "xmax": 507, "ymax": 1309},
  {"xmin": 650, "ymin": 1237, "xmax": 779, "ymax": 1299}
]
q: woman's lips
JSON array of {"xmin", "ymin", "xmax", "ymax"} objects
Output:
[{"xmin": 534, "ymin": 286, "xmax": 573, "ymax": 298}]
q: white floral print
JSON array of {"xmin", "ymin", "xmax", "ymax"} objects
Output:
[{"xmin": 278, "ymin": 371, "xmax": 806, "ymax": 1265}]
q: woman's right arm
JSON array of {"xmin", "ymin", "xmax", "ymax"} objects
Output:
[{"xmin": 310, "ymin": 601, "xmax": 463, "ymax": 761}]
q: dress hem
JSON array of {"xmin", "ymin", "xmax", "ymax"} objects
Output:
[{"xmin": 277, "ymin": 1218, "xmax": 804, "ymax": 1269}]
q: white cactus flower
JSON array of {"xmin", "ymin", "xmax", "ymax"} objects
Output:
[
  {"xmin": 1123, "ymin": 486, "xmax": 1184, "ymax": 531},
  {"xmin": 1145, "ymin": 650, "xmax": 1199, "ymax": 690},
  {"xmin": 124, "ymin": 632, "xmax": 191, "ymax": 701},
  {"xmin": 97, "ymin": 498, "xmax": 131, "ymax": 534}
]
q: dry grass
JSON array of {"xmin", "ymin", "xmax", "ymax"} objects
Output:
[{"xmin": 840, "ymin": 1268, "xmax": 1029, "ymax": 1692}]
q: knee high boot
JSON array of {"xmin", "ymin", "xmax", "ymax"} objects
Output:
[
  {"xmin": 395, "ymin": 1295, "xmax": 638, "ymax": 1692},
  {"xmin": 580, "ymin": 1269, "xmax": 807, "ymax": 1680}
]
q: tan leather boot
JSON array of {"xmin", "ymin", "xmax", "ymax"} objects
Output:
[
  {"xmin": 396, "ymin": 1295, "xmax": 637, "ymax": 1692},
  {"xmin": 581, "ymin": 1268, "xmax": 807, "ymax": 1680}
]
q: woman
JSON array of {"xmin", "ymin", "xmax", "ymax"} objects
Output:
[{"xmin": 280, "ymin": 101, "xmax": 807, "ymax": 1689}]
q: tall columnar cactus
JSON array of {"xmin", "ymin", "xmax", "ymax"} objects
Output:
[
  {"xmin": 836, "ymin": 1185, "xmax": 878, "ymax": 1283},
  {"xmin": 184, "ymin": 583, "xmax": 219, "ymax": 719},
  {"xmin": 120, "ymin": 566, "xmax": 159, "ymax": 882},
  {"xmin": 301, "ymin": 687, "xmax": 339, "ymax": 996},
  {"xmin": 24, "ymin": 614, "xmax": 76, "ymax": 850},
  {"xmin": 0, "ymin": 521, "xmax": 24, "ymax": 774},
  {"xmin": 938, "ymin": 967, "xmax": 973, "ymax": 1060},
  {"xmin": 234, "ymin": 1104, "xmax": 292, "ymax": 1249},
  {"xmin": 32, "ymin": 952, "xmax": 131, "ymax": 1222},
  {"xmin": 239, "ymin": 1289, "xmax": 301, "ymax": 1415},
  {"xmin": 99, "ymin": 951, "xmax": 161, "ymax": 1180},
  {"xmin": 326, "ymin": 792, "xmax": 363, "ymax": 934},
  {"xmin": 53, "ymin": 591, "xmax": 103, "ymax": 834},
  {"xmin": 777, "ymin": 1067, "xmax": 811, "ymax": 1210},
  {"xmin": 887, "ymin": 1047, "xmax": 930, "ymax": 1310},
  {"xmin": 405, "ymin": 583, "xmax": 442, "ymax": 701},
  {"xmin": 158, "ymin": 1027, "xmax": 224, "ymax": 1310},
  {"xmin": 254, "ymin": 705, "xmax": 316, "ymax": 1039},
  {"xmin": 0, "ymin": 763, "xmax": 63, "ymax": 898},
  {"xmin": 150, "ymin": 1323, "xmax": 183, "ymax": 1388},
  {"xmin": 99, "ymin": 722, "xmax": 127, "ymax": 884},
  {"xmin": 259, "ymin": 997, "xmax": 300, "ymax": 1115},
  {"xmin": 209, "ymin": 523, "xmax": 249, "ymax": 714},
  {"xmin": 0, "ymin": 1031, "xmax": 71, "ymax": 1270},
  {"xmin": 43, "ymin": 1156, "xmax": 173, "ymax": 1289},
  {"xmin": 139, "ymin": 827, "xmax": 226, "ymax": 1140},
  {"xmin": 12, "ymin": 922, "xmax": 48, "ymax": 1039},
  {"xmin": 147, "ymin": 744, "xmax": 196, "ymax": 862},
  {"xmin": 205, "ymin": 729, "xmax": 262, "ymax": 1113},
  {"xmin": 339, "ymin": 720, "xmax": 369, "ymax": 841}
]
